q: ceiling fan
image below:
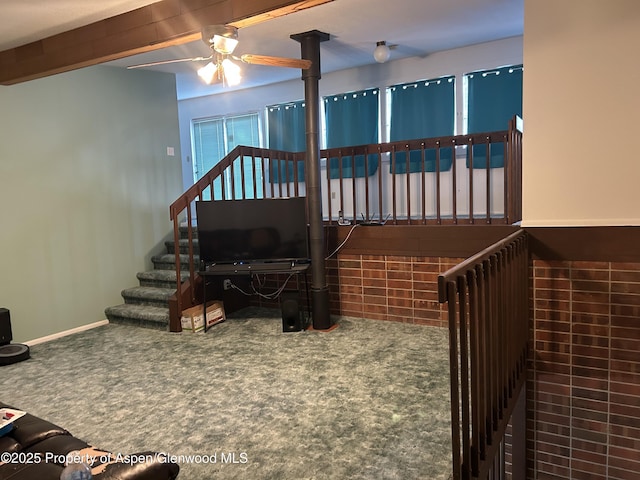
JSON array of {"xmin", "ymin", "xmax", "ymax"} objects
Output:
[{"xmin": 127, "ymin": 25, "xmax": 312, "ymax": 86}]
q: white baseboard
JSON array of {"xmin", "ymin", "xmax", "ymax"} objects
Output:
[{"xmin": 25, "ymin": 319, "xmax": 110, "ymax": 347}]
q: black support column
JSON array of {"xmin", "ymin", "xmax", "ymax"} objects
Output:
[{"xmin": 291, "ymin": 30, "xmax": 331, "ymax": 330}]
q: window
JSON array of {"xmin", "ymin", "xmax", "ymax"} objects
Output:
[
  {"xmin": 388, "ymin": 76, "xmax": 455, "ymax": 173},
  {"xmin": 465, "ymin": 64, "xmax": 523, "ymax": 168},
  {"xmin": 192, "ymin": 112, "xmax": 261, "ymax": 199},
  {"xmin": 267, "ymin": 100, "xmax": 306, "ymax": 182},
  {"xmin": 324, "ymin": 88, "xmax": 380, "ymax": 179}
]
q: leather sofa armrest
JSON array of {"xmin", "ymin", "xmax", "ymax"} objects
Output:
[
  {"xmin": 10, "ymin": 413, "xmax": 68, "ymax": 449},
  {"xmin": 24, "ymin": 434, "xmax": 90, "ymax": 457}
]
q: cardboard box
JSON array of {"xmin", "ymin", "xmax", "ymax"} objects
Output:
[{"xmin": 181, "ymin": 301, "xmax": 226, "ymax": 333}]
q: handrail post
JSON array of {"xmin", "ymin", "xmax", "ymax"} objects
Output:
[
  {"xmin": 506, "ymin": 115, "xmax": 523, "ymax": 224},
  {"xmin": 170, "ymin": 205, "xmax": 182, "ymax": 332}
]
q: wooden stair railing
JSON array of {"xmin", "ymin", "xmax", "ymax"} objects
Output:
[
  {"xmin": 320, "ymin": 117, "xmax": 522, "ymax": 225},
  {"xmin": 167, "ymin": 117, "xmax": 523, "ymax": 332},
  {"xmin": 438, "ymin": 229, "xmax": 529, "ymax": 479},
  {"xmin": 167, "ymin": 145, "xmax": 307, "ymax": 331}
]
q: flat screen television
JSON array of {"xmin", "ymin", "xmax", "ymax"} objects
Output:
[{"xmin": 196, "ymin": 197, "xmax": 309, "ymax": 266}]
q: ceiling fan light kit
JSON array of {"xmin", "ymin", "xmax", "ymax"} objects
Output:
[
  {"xmin": 197, "ymin": 55, "xmax": 242, "ymax": 86},
  {"xmin": 127, "ymin": 24, "xmax": 312, "ymax": 87}
]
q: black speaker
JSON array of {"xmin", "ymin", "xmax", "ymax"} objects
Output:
[
  {"xmin": 0, "ymin": 308, "xmax": 11, "ymax": 346},
  {"xmin": 280, "ymin": 291, "xmax": 305, "ymax": 332}
]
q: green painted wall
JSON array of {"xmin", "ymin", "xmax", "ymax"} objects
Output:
[{"xmin": 0, "ymin": 65, "xmax": 182, "ymax": 342}]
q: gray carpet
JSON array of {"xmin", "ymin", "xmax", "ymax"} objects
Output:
[{"xmin": 1, "ymin": 308, "xmax": 452, "ymax": 479}]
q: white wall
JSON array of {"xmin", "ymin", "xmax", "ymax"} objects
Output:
[
  {"xmin": 0, "ymin": 66, "xmax": 183, "ymax": 342},
  {"xmin": 178, "ymin": 36, "xmax": 524, "ymax": 193},
  {"xmin": 522, "ymin": 0, "xmax": 640, "ymax": 226}
]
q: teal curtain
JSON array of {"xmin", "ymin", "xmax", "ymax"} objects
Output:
[
  {"xmin": 324, "ymin": 88, "xmax": 379, "ymax": 179},
  {"xmin": 267, "ymin": 100, "xmax": 306, "ymax": 182},
  {"xmin": 389, "ymin": 76, "xmax": 455, "ymax": 173},
  {"xmin": 466, "ymin": 64, "xmax": 523, "ymax": 168}
]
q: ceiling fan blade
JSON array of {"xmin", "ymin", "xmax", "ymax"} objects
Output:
[
  {"xmin": 127, "ymin": 56, "xmax": 212, "ymax": 69},
  {"xmin": 239, "ymin": 54, "xmax": 311, "ymax": 70}
]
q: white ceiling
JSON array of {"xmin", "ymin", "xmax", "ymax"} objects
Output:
[{"xmin": 0, "ymin": 0, "xmax": 524, "ymax": 100}]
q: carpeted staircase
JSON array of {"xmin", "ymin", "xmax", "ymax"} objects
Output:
[{"xmin": 104, "ymin": 227, "xmax": 198, "ymax": 329}]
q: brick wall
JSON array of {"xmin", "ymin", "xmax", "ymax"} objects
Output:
[
  {"xmin": 326, "ymin": 254, "xmax": 463, "ymax": 327},
  {"xmin": 529, "ymin": 260, "xmax": 640, "ymax": 480},
  {"xmin": 251, "ymin": 254, "xmax": 461, "ymax": 327}
]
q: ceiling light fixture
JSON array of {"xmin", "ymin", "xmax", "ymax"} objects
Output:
[
  {"xmin": 197, "ymin": 25, "xmax": 243, "ymax": 86},
  {"xmin": 373, "ymin": 41, "xmax": 390, "ymax": 63}
]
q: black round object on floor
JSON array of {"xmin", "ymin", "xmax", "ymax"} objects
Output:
[{"xmin": 0, "ymin": 343, "xmax": 30, "ymax": 366}]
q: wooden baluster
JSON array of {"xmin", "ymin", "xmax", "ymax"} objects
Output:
[
  {"xmin": 436, "ymin": 142, "xmax": 442, "ymax": 224},
  {"xmin": 485, "ymin": 138, "xmax": 491, "ymax": 224}
]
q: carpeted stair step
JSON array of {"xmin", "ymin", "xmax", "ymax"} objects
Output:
[
  {"xmin": 121, "ymin": 286, "xmax": 175, "ymax": 308},
  {"xmin": 105, "ymin": 225, "xmax": 201, "ymax": 331},
  {"xmin": 151, "ymin": 253, "xmax": 200, "ymax": 271},
  {"xmin": 165, "ymin": 238, "xmax": 199, "ymax": 255},
  {"xmin": 137, "ymin": 269, "xmax": 190, "ymax": 289},
  {"xmin": 104, "ymin": 304, "xmax": 169, "ymax": 330},
  {"xmin": 179, "ymin": 225, "xmax": 198, "ymax": 239}
]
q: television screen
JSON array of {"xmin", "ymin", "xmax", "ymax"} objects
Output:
[{"xmin": 196, "ymin": 197, "xmax": 309, "ymax": 265}]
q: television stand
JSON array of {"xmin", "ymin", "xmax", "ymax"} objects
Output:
[{"xmin": 199, "ymin": 263, "xmax": 311, "ymax": 332}]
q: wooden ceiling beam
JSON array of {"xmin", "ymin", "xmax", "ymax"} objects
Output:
[{"xmin": 0, "ymin": 0, "xmax": 332, "ymax": 85}]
